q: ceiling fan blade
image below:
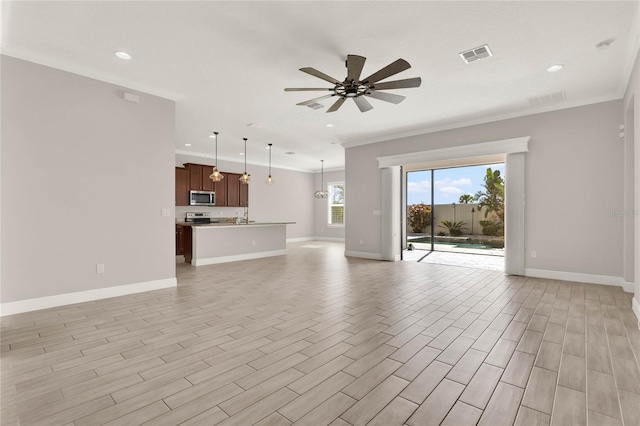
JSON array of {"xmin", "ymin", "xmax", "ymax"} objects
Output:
[
  {"xmin": 296, "ymin": 94, "xmax": 334, "ymax": 106},
  {"xmin": 326, "ymin": 97, "xmax": 347, "ymax": 113},
  {"xmin": 285, "ymin": 88, "xmax": 333, "ymax": 92},
  {"xmin": 361, "ymin": 58, "xmax": 411, "ymax": 84},
  {"xmin": 353, "ymin": 96, "xmax": 373, "ymax": 113},
  {"xmin": 346, "ymin": 54, "xmax": 366, "ymax": 83},
  {"xmin": 300, "ymin": 67, "xmax": 341, "ymax": 84},
  {"xmin": 373, "ymin": 77, "xmax": 422, "ymax": 90},
  {"xmin": 365, "ymin": 91, "xmax": 406, "ymax": 104}
]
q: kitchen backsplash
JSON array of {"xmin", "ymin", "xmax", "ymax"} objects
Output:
[{"xmin": 175, "ymin": 206, "xmax": 246, "ymax": 222}]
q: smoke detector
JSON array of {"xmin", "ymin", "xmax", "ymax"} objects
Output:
[{"xmin": 459, "ymin": 44, "xmax": 493, "ymax": 64}]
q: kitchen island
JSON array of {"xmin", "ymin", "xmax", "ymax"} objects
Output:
[{"xmin": 177, "ymin": 222, "xmax": 294, "ymax": 266}]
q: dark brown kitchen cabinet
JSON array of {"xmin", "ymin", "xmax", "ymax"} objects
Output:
[
  {"xmin": 226, "ymin": 173, "xmax": 241, "ymax": 207},
  {"xmin": 177, "ymin": 163, "xmax": 248, "ymax": 207},
  {"xmin": 185, "ymin": 163, "xmax": 214, "ymax": 191},
  {"xmin": 239, "ymin": 180, "xmax": 249, "ymax": 207},
  {"xmin": 176, "ymin": 225, "xmax": 193, "ymax": 263},
  {"xmin": 175, "ymin": 225, "xmax": 185, "ymax": 255},
  {"xmin": 175, "ymin": 167, "xmax": 189, "ymax": 206},
  {"xmin": 214, "ymin": 178, "xmax": 227, "ymax": 206}
]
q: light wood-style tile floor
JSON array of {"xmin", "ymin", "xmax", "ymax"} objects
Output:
[{"xmin": 2, "ymin": 241, "xmax": 639, "ymax": 426}]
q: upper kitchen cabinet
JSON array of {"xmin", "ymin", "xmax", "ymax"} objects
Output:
[
  {"xmin": 175, "ymin": 167, "xmax": 189, "ymax": 206},
  {"xmin": 240, "ymin": 181, "xmax": 249, "ymax": 207},
  {"xmin": 214, "ymin": 177, "xmax": 227, "ymax": 206},
  {"xmin": 176, "ymin": 163, "xmax": 248, "ymax": 207},
  {"xmin": 185, "ymin": 163, "xmax": 214, "ymax": 191},
  {"xmin": 226, "ymin": 173, "xmax": 241, "ymax": 207}
]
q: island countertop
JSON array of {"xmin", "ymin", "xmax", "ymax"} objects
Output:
[
  {"xmin": 177, "ymin": 222, "xmax": 293, "ymax": 266},
  {"xmin": 176, "ymin": 221, "xmax": 295, "ymax": 227}
]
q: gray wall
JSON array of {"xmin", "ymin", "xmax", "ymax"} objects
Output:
[
  {"xmin": 314, "ymin": 169, "xmax": 345, "ymax": 241},
  {"xmin": 346, "ymin": 100, "xmax": 625, "ymax": 279},
  {"xmin": 175, "ymin": 154, "xmax": 315, "ymax": 240},
  {"xmin": 1, "ymin": 56, "xmax": 176, "ymax": 303},
  {"xmin": 623, "ymin": 48, "xmax": 639, "ymax": 316}
]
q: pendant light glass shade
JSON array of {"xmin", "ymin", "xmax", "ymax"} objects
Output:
[
  {"xmin": 239, "ymin": 138, "xmax": 251, "ymax": 184},
  {"xmin": 314, "ymin": 160, "xmax": 329, "ymax": 199},
  {"xmin": 209, "ymin": 131, "xmax": 224, "ymax": 182},
  {"xmin": 266, "ymin": 143, "xmax": 274, "ymax": 185}
]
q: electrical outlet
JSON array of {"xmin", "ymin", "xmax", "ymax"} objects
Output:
[
  {"xmin": 531, "ymin": 251, "xmax": 537, "ymax": 259},
  {"xmin": 96, "ymin": 264, "xmax": 105, "ymax": 274},
  {"xmin": 161, "ymin": 208, "xmax": 170, "ymax": 217},
  {"xmin": 359, "ymin": 239, "xmax": 363, "ymax": 244},
  {"xmin": 252, "ymin": 240, "xmax": 256, "ymax": 246}
]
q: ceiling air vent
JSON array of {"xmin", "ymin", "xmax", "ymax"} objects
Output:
[
  {"xmin": 459, "ymin": 44, "xmax": 493, "ymax": 64},
  {"xmin": 306, "ymin": 102, "xmax": 325, "ymax": 110},
  {"xmin": 527, "ymin": 91, "xmax": 566, "ymax": 107}
]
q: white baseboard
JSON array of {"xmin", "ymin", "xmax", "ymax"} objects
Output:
[
  {"xmin": 0, "ymin": 278, "xmax": 177, "ymax": 317},
  {"xmin": 344, "ymin": 250, "xmax": 383, "ymax": 260},
  {"xmin": 524, "ymin": 268, "xmax": 630, "ymax": 291},
  {"xmin": 287, "ymin": 237, "xmax": 314, "ymax": 243},
  {"xmin": 633, "ymin": 297, "xmax": 640, "ymax": 329},
  {"xmin": 314, "ymin": 237, "xmax": 345, "ymax": 242},
  {"xmin": 623, "ymin": 281, "xmax": 635, "ymax": 293},
  {"xmin": 193, "ymin": 249, "xmax": 287, "ymax": 266}
]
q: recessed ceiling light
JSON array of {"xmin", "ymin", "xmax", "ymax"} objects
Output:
[
  {"xmin": 326, "ymin": 124, "xmax": 334, "ymax": 128},
  {"xmin": 547, "ymin": 64, "xmax": 564, "ymax": 72},
  {"xmin": 184, "ymin": 143, "xmax": 192, "ymax": 147},
  {"xmin": 285, "ymin": 151, "xmax": 295, "ymax": 155},
  {"xmin": 246, "ymin": 123, "xmax": 257, "ymax": 127},
  {"xmin": 114, "ymin": 51, "xmax": 132, "ymax": 60}
]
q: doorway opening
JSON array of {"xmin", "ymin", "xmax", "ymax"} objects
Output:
[{"xmin": 403, "ymin": 162, "xmax": 505, "ymax": 270}]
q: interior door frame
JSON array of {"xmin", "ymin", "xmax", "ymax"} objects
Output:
[{"xmin": 378, "ymin": 137, "xmax": 529, "ymax": 275}]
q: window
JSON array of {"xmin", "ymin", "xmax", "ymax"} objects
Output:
[{"xmin": 328, "ymin": 182, "xmax": 345, "ymax": 225}]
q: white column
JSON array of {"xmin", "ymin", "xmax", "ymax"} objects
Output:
[
  {"xmin": 505, "ymin": 153, "xmax": 526, "ymax": 275},
  {"xmin": 381, "ymin": 166, "xmax": 401, "ymax": 261}
]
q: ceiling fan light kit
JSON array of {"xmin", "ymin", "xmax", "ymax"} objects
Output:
[{"xmin": 285, "ymin": 54, "xmax": 421, "ymax": 113}]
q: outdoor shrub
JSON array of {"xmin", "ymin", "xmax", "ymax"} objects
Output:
[
  {"xmin": 439, "ymin": 220, "xmax": 467, "ymax": 236},
  {"xmin": 480, "ymin": 220, "xmax": 504, "ymax": 237},
  {"xmin": 407, "ymin": 203, "xmax": 432, "ymax": 233}
]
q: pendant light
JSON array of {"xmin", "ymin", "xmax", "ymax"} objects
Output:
[
  {"xmin": 314, "ymin": 160, "xmax": 329, "ymax": 199},
  {"xmin": 209, "ymin": 131, "xmax": 224, "ymax": 182},
  {"xmin": 239, "ymin": 138, "xmax": 251, "ymax": 184},
  {"xmin": 266, "ymin": 143, "xmax": 275, "ymax": 185}
]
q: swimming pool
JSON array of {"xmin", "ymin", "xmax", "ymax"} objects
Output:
[{"xmin": 409, "ymin": 237, "xmax": 504, "ymax": 249}]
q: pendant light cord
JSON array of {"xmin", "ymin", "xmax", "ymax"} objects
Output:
[
  {"xmin": 214, "ymin": 131, "xmax": 219, "ymax": 167},
  {"xmin": 244, "ymin": 138, "xmax": 247, "ymax": 174}
]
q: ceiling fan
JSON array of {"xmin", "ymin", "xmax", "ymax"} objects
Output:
[{"xmin": 285, "ymin": 54, "xmax": 421, "ymax": 113}]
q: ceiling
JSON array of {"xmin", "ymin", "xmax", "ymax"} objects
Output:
[{"xmin": 2, "ymin": 1, "xmax": 639, "ymax": 172}]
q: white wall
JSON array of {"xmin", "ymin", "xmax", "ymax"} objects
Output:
[
  {"xmin": 1, "ymin": 56, "xmax": 176, "ymax": 304},
  {"xmin": 346, "ymin": 100, "xmax": 625, "ymax": 281},
  {"xmin": 313, "ymin": 169, "xmax": 345, "ymax": 241},
  {"xmin": 175, "ymin": 154, "xmax": 314, "ymax": 240}
]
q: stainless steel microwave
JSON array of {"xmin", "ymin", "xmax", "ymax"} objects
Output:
[{"xmin": 189, "ymin": 190, "xmax": 215, "ymax": 206}]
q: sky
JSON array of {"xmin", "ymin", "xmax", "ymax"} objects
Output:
[{"xmin": 407, "ymin": 163, "xmax": 505, "ymax": 205}]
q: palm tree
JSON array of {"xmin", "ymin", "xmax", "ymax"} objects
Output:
[
  {"xmin": 439, "ymin": 220, "xmax": 467, "ymax": 236},
  {"xmin": 458, "ymin": 194, "xmax": 474, "ymax": 204},
  {"xmin": 474, "ymin": 168, "xmax": 504, "ymax": 222}
]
